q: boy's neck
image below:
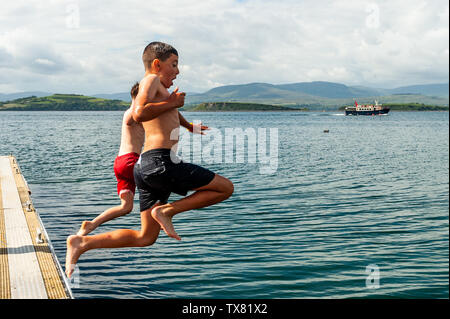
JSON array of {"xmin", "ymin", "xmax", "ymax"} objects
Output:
[{"xmin": 145, "ymin": 69, "xmax": 158, "ymax": 76}]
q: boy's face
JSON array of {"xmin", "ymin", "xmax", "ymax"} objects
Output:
[{"xmin": 156, "ymin": 54, "xmax": 179, "ymax": 88}]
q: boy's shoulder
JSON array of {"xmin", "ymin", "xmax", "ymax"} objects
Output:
[
  {"xmin": 123, "ymin": 105, "xmax": 133, "ymax": 119},
  {"xmin": 140, "ymin": 73, "xmax": 159, "ymax": 85}
]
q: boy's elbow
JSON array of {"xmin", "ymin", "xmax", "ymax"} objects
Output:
[
  {"xmin": 132, "ymin": 103, "xmax": 159, "ymax": 122},
  {"xmin": 133, "ymin": 112, "xmax": 143, "ymax": 123},
  {"xmin": 132, "ymin": 107, "xmax": 144, "ymax": 122},
  {"xmin": 134, "ymin": 111, "xmax": 157, "ymax": 122}
]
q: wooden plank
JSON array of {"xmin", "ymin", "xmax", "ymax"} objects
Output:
[
  {"xmin": 0, "ymin": 176, "xmax": 11, "ymax": 299},
  {"xmin": 9, "ymin": 157, "xmax": 72, "ymax": 299},
  {"xmin": 0, "ymin": 156, "xmax": 48, "ymax": 298}
]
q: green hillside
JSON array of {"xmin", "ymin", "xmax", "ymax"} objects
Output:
[
  {"xmin": 185, "ymin": 82, "xmax": 449, "ymax": 110},
  {"xmin": 1, "ymin": 92, "xmax": 447, "ymax": 112},
  {"xmin": 0, "ymin": 94, "xmax": 129, "ymax": 111},
  {"xmin": 181, "ymin": 102, "xmax": 303, "ymax": 112}
]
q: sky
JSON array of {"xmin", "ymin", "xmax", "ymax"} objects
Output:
[{"xmin": 0, "ymin": 0, "xmax": 448, "ymax": 94}]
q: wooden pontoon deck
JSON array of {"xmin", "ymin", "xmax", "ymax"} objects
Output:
[{"xmin": 0, "ymin": 155, "xmax": 73, "ymax": 299}]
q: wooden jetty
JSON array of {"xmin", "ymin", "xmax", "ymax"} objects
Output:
[{"xmin": 0, "ymin": 155, "xmax": 73, "ymax": 299}]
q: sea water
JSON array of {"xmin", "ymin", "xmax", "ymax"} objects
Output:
[{"xmin": 0, "ymin": 110, "xmax": 448, "ymax": 298}]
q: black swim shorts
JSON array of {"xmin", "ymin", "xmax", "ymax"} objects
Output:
[{"xmin": 133, "ymin": 148, "xmax": 216, "ymax": 211}]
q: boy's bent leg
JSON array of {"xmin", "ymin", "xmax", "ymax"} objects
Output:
[
  {"xmin": 77, "ymin": 191, "xmax": 134, "ymax": 236},
  {"xmin": 151, "ymin": 174, "xmax": 234, "ymax": 240},
  {"xmin": 173, "ymin": 174, "xmax": 233, "ymax": 212},
  {"xmin": 65, "ymin": 202, "xmax": 162, "ymax": 278}
]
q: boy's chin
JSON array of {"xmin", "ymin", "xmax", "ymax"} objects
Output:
[{"xmin": 162, "ymin": 80, "xmax": 172, "ymax": 88}]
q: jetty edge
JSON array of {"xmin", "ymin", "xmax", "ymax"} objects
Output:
[{"xmin": 0, "ymin": 155, "xmax": 73, "ymax": 299}]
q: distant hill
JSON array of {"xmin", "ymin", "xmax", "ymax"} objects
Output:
[
  {"xmin": 181, "ymin": 102, "xmax": 302, "ymax": 112},
  {"xmin": 2, "ymin": 82, "xmax": 448, "ymax": 110},
  {"xmin": 0, "ymin": 94, "xmax": 129, "ymax": 111},
  {"xmin": 84, "ymin": 82, "xmax": 450, "ymax": 104},
  {"xmin": 277, "ymin": 81, "xmax": 366, "ymax": 98},
  {"xmin": 0, "ymin": 91, "xmax": 52, "ymax": 102},
  {"xmin": 386, "ymin": 83, "xmax": 449, "ymax": 97},
  {"xmin": 93, "ymin": 92, "xmax": 132, "ymax": 102},
  {"xmin": 184, "ymin": 82, "xmax": 449, "ymax": 109}
]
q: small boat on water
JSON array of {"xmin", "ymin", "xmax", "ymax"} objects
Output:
[{"xmin": 345, "ymin": 100, "xmax": 390, "ymax": 116}]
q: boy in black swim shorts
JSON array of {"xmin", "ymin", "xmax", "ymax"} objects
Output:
[
  {"xmin": 130, "ymin": 42, "xmax": 234, "ymax": 241},
  {"xmin": 134, "ymin": 148, "xmax": 216, "ymax": 213}
]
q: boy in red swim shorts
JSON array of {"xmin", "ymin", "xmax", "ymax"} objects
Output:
[{"xmin": 77, "ymin": 83, "xmax": 144, "ymax": 236}]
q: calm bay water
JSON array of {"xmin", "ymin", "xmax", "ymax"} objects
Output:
[{"xmin": 0, "ymin": 110, "xmax": 448, "ymax": 299}]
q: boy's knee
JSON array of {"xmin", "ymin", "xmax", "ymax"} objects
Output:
[
  {"xmin": 222, "ymin": 179, "xmax": 234, "ymax": 198},
  {"xmin": 121, "ymin": 200, "xmax": 134, "ymax": 214},
  {"xmin": 120, "ymin": 191, "xmax": 134, "ymax": 208},
  {"xmin": 137, "ymin": 233, "xmax": 157, "ymax": 247}
]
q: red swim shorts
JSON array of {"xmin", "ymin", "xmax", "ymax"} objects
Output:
[{"xmin": 113, "ymin": 152, "xmax": 140, "ymax": 196}]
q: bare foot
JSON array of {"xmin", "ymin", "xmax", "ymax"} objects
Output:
[
  {"xmin": 77, "ymin": 221, "xmax": 96, "ymax": 236},
  {"xmin": 65, "ymin": 235, "xmax": 86, "ymax": 278},
  {"xmin": 151, "ymin": 206, "xmax": 181, "ymax": 241}
]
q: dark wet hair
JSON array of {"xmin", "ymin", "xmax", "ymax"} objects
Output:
[
  {"xmin": 130, "ymin": 82, "xmax": 139, "ymax": 99},
  {"xmin": 142, "ymin": 41, "xmax": 178, "ymax": 70}
]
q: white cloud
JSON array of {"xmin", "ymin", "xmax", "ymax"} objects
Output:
[{"xmin": 0, "ymin": 0, "xmax": 448, "ymax": 94}]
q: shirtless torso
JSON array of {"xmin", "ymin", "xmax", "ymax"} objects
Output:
[
  {"xmin": 134, "ymin": 71, "xmax": 184, "ymax": 154},
  {"xmin": 118, "ymin": 105, "xmax": 145, "ymax": 156},
  {"xmin": 141, "ymin": 86, "xmax": 180, "ymax": 153}
]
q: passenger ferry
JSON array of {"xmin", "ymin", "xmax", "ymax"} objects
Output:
[{"xmin": 345, "ymin": 100, "xmax": 390, "ymax": 115}]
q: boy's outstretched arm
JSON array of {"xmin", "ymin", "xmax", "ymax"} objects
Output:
[
  {"xmin": 179, "ymin": 111, "xmax": 209, "ymax": 135},
  {"xmin": 132, "ymin": 75, "xmax": 185, "ymax": 122},
  {"xmin": 178, "ymin": 111, "xmax": 192, "ymax": 130}
]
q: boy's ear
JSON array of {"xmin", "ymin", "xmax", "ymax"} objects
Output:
[{"xmin": 152, "ymin": 59, "xmax": 161, "ymax": 72}]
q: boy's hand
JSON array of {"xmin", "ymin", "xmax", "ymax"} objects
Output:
[
  {"xmin": 188, "ymin": 122, "xmax": 210, "ymax": 135},
  {"xmin": 168, "ymin": 87, "xmax": 185, "ymax": 108}
]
